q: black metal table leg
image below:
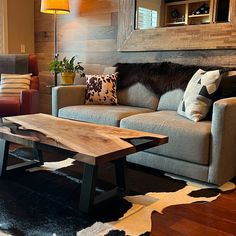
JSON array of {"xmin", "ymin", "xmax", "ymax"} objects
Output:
[
  {"xmin": 114, "ymin": 156, "xmax": 127, "ymax": 190},
  {"xmin": 0, "ymin": 139, "xmax": 10, "ymax": 176},
  {"xmin": 33, "ymin": 149, "xmax": 44, "ymax": 165},
  {"xmin": 0, "ymin": 140, "xmax": 44, "ymax": 175},
  {"xmin": 79, "ymin": 164, "xmax": 97, "ymax": 213}
]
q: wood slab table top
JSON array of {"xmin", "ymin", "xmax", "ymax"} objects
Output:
[{"xmin": 0, "ymin": 113, "xmax": 168, "ymax": 165}]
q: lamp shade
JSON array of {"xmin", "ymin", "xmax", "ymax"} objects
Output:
[{"xmin": 41, "ymin": 0, "xmax": 70, "ymax": 14}]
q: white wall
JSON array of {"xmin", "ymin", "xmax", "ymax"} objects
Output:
[
  {"xmin": 0, "ymin": 1, "xmax": 4, "ymax": 53},
  {"xmin": 7, "ymin": 0, "xmax": 35, "ymax": 53},
  {"xmin": 0, "ymin": 0, "xmax": 8, "ymax": 53}
]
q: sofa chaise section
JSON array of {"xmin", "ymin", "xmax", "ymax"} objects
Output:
[{"xmin": 120, "ymin": 96, "xmax": 236, "ymax": 185}]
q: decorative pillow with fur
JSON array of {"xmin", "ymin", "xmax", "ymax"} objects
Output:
[
  {"xmin": 177, "ymin": 69, "xmax": 223, "ymax": 122},
  {"xmin": 85, "ymin": 73, "xmax": 118, "ymax": 105}
]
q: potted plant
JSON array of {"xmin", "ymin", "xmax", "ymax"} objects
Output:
[{"xmin": 49, "ymin": 56, "xmax": 85, "ymax": 84}]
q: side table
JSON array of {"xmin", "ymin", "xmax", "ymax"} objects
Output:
[
  {"xmin": 39, "ymin": 72, "xmax": 81, "ymax": 114},
  {"xmin": 39, "ymin": 72, "xmax": 55, "ymax": 114}
]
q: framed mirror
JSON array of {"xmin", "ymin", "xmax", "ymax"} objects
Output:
[
  {"xmin": 135, "ymin": 0, "xmax": 230, "ymax": 30},
  {"xmin": 118, "ymin": 0, "xmax": 236, "ymax": 51}
]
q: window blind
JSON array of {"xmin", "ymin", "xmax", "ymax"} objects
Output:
[{"xmin": 137, "ymin": 7, "xmax": 158, "ymax": 29}]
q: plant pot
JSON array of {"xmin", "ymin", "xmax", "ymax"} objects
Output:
[{"xmin": 61, "ymin": 72, "xmax": 76, "ymax": 84}]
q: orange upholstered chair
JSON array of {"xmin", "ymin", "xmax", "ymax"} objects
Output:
[{"xmin": 0, "ymin": 54, "xmax": 39, "ymax": 117}]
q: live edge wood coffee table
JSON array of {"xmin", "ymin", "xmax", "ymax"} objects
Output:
[{"xmin": 0, "ymin": 113, "xmax": 168, "ymax": 213}]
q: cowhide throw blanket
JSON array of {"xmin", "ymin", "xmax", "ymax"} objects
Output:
[{"xmin": 115, "ymin": 62, "xmax": 223, "ymax": 96}]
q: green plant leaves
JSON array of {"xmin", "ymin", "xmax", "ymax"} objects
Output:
[{"xmin": 49, "ymin": 56, "xmax": 85, "ymax": 75}]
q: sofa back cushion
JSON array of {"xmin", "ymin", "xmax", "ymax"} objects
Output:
[
  {"xmin": 157, "ymin": 89, "xmax": 184, "ymax": 111},
  {"xmin": 117, "ymin": 82, "xmax": 159, "ymax": 110},
  {"xmin": 103, "ymin": 66, "xmax": 116, "ymax": 74},
  {"xmin": 74, "ymin": 64, "xmax": 113, "ymax": 85},
  {"xmin": 0, "ymin": 54, "xmax": 29, "ymax": 75}
]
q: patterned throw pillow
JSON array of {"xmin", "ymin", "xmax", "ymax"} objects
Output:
[
  {"xmin": 177, "ymin": 69, "xmax": 223, "ymax": 122},
  {"xmin": 85, "ymin": 73, "xmax": 118, "ymax": 105},
  {"xmin": 0, "ymin": 73, "xmax": 31, "ymax": 97}
]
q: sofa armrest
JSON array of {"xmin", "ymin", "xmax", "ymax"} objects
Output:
[
  {"xmin": 209, "ymin": 97, "xmax": 236, "ymax": 185},
  {"xmin": 30, "ymin": 76, "xmax": 39, "ymax": 90},
  {"xmin": 20, "ymin": 89, "xmax": 39, "ymax": 114},
  {"xmin": 52, "ymin": 85, "xmax": 86, "ymax": 117}
]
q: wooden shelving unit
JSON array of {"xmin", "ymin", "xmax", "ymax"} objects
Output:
[
  {"xmin": 188, "ymin": 14, "xmax": 209, "ymax": 18},
  {"xmin": 165, "ymin": 0, "xmax": 213, "ymax": 26},
  {"xmin": 167, "ymin": 22, "xmax": 186, "ymax": 26}
]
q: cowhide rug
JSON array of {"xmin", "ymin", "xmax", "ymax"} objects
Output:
[
  {"xmin": 78, "ymin": 177, "xmax": 234, "ymax": 236},
  {"xmin": 0, "ymin": 147, "xmax": 235, "ymax": 236}
]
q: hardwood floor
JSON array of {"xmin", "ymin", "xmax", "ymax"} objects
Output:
[
  {"xmin": 4, "ymin": 146, "xmax": 236, "ymax": 235},
  {"xmin": 151, "ymin": 189, "xmax": 236, "ymax": 236}
]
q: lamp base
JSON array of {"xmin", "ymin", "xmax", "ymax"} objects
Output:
[
  {"xmin": 54, "ymin": 53, "xmax": 59, "ymax": 86},
  {"xmin": 54, "ymin": 72, "xmax": 58, "ymax": 86}
]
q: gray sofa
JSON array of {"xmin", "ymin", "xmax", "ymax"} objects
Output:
[{"xmin": 52, "ymin": 67, "xmax": 236, "ymax": 186}]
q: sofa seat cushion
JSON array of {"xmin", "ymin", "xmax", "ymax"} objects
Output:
[
  {"xmin": 120, "ymin": 111, "xmax": 211, "ymax": 165},
  {"xmin": 0, "ymin": 96, "xmax": 20, "ymax": 116},
  {"xmin": 59, "ymin": 105, "xmax": 153, "ymax": 127}
]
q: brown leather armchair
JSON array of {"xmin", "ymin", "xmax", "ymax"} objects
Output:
[{"xmin": 0, "ymin": 54, "xmax": 39, "ymax": 117}]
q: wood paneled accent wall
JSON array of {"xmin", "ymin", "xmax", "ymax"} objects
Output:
[{"xmin": 34, "ymin": 0, "xmax": 236, "ymax": 71}]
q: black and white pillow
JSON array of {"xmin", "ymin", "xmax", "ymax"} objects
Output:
[
  {"xmin": 177, "ymin": 69, "xmax": 223, "ymax": 122},
  {"xmin": 85, "ymin": 73, "xmax": 118, "ymax": 105}
]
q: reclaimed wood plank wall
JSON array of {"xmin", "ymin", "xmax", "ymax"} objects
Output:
[{"xmin": 34, "ymin": 0, "xmax": 236, "ymax": 70}]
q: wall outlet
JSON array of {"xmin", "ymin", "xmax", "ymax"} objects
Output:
[{"xmin": 20, "ymin": 44, "xmax": 26, "ymax": 53}]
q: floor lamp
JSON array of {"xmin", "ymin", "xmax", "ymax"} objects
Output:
[{"xmin": 40, "ymin": 0, "xmax": 70, "ymax": 86}]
